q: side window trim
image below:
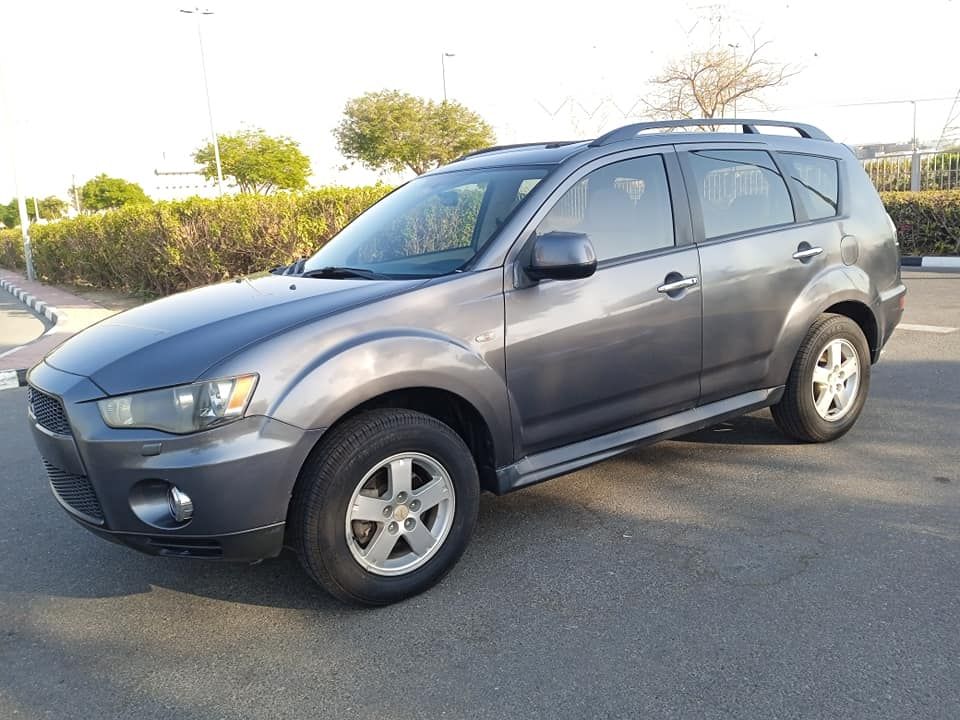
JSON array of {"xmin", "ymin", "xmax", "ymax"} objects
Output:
[{"xmin": 677, "ymin": 144, "xmax": 807, "ymax": 244}]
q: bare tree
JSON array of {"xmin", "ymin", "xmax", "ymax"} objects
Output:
[{"xmin": 645, "ymin": 33, "xmax": 800, "ymax": 121}]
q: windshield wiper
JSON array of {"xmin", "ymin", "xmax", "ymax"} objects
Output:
[{"xmin": 300, "ymin": 266, "xmax": 389, "ymax": 280}]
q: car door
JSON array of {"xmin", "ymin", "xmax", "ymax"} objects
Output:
[
  {"xmin": 504, "ymin": 148, "xmax": 702, "ymax": 455},
  {"xmin": 677, "ymin": 144, "xmax": 845, "ymax": 403}
]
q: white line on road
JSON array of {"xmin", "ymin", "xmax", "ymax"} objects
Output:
[
  {"xmin": 899, "ymin": 323, "xmax": 958, "ymax": 334},
  {"xmin": 0, "ymin": 370, "xmax": 21, "ymax": 391}
]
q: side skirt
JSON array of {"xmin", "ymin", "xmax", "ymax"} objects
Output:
[{"xmin": 494, "ymin": 387, "xmax": 785, "ymax": 495}]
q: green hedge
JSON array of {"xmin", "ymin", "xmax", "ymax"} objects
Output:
[
  {"xmin": 880, "ymin": 190, "xmax": 960, "ymax": 257},
  {"xmin": 2, "ymin": 187, "xmax": 958, "ymax": 296},
  {"xmin": 0, "ymin": 186, "xmax": 391, "ymax": 295}
]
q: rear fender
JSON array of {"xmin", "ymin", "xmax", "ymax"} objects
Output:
[{"xmin": 767, "ymin": 267, "xmax": 877, "ymax": 385}]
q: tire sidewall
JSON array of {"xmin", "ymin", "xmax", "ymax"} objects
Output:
[
  {"xmin": 306, "ymin": 416, "xmax": 479, "ymax": 604},
  {"xmin": 795, "ymin": 319, "xmax": 871, "ymax": 440}
]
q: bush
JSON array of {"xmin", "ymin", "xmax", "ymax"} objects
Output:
[
  {"xmin": 0, "ymin": 228, "xmax": 24, "ymax": 269},
  {"xmin": 0, "ymin": 186, "xmax": 390, "ymax": 295},
  {"xmin": 881, "ymin": 190, "xmax": 960, "ymax": 257},
  {"xmin": 2, "ymin": 186, "xmax": 957, "ymax": 296}
]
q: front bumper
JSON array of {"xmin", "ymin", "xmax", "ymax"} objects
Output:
[{"xmin": 27, "ymin": 361, "xmax": 323, "ymax": 562}]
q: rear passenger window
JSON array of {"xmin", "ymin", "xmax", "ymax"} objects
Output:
[
  {"xmin": 535, "ymin": 155, "xmax": 674, "ymax": 261},
  {"xmin": 781, "ymin": 154, "xmax": 840, "ymax": 220},
  {"xmin": 687, "ymin": 149, "xmax": 795, "ymax": 239}
]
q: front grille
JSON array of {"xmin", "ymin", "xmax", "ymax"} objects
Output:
[
  {"xmin": 43, "ymin": 460, "xmax": 104, "ymax": 524},
  {"xmin": 29, "ymin": 387, "xmax": 72, "ymax": 435}
]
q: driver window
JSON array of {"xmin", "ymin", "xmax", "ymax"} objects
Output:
[{"xmin": 535, "ymin": 155, "xmax": 674, "ymax": 260}]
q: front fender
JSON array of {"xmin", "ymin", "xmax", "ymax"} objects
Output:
[
  {"xmin": 768, "ymin": 266, "xmax": 878, "ymax": 385},
  {"xmin": 267, "ymin": 331, "xmax": 514, "ymax": 467}
]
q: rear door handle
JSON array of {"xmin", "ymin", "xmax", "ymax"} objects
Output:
[
  {"xmin": 792, "ymin": 247, "xmax": 823, "ymax": 260},
  {"xmin": 657, "ymin": 276, "xmax": 698, "ymax": 293}
]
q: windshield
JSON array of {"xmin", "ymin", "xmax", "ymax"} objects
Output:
[{"xmin": 304, "ymin": 166, "xmax": 553, "ymax": 278}]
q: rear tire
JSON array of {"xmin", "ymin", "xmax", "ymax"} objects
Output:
[
  {"xmin": 771, "ymin": 314, "xmax": 871, "ymax": 443},
  {"xmin": 291, "ymin": 409, "xmax": 479, "ymax": 606}
]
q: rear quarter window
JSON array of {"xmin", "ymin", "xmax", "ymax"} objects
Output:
[{"xmin": 781, "ymin": 153, "xmax": 840, "ymax": 220}]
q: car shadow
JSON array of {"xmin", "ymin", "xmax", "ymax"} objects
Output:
[{"xmin": 675, "ymin": 410, "xmax": 795, "ymax": 446}]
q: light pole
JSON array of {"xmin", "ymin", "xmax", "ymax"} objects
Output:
[
  {"xmin": 441, "ymin": 52, "xmax": 455, "ymax": 102},
  {"xmin": 0, "ymin": 61, "xmax": 36, "ymax": 279},
  {"xmin": 727, "ymin": 43, "xmax": 740, "ymax": 119},
  {"xmin": 181, "ymin": 7, "xmax": 224, "ymax": 196}
]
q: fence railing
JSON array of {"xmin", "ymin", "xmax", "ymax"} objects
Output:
[{"xmin": 861, "ymin": 151, "xmax": 960, "ymax": 192}]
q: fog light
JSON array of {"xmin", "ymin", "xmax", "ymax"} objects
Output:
[{"xmin": 167, "ymin": 486, "xmax": 194, "ymax": 523}]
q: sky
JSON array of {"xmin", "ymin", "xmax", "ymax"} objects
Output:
[{"xmin": 0, "ymin": 0, "xmax": 958, "ymax": 203}]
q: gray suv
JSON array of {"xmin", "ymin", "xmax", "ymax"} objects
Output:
[{"xmin": 27, "ymin": 119, "xmax": 905, "ymax": 605}]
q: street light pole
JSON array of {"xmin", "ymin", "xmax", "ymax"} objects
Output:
[
  {"xmin": 727, "ymin": 43, "xmax": 740, "ymax": 119},
  {"xmin": 441, "ymin": 52, "xmax": 455, "ymax": 102},
  {"xmin": 181, "ymin": 7, "xmax": 224, "ymax": 196}
]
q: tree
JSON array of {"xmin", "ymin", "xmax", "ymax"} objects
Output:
[
  {"xmin": 334, "ymin": 90, "xmax": 495, "ymax": 175},
  {"xmin": 193, "ymin": 128, "xmax": 311, "ymax": 194},
  {"xmin": 34, "ymin": 196, "xmax": 69, "ymax": 220},
  {"xmin": 645, "ymin": 34, "xmax": 799, "ymax": 120},
  {"xmin": 80, "ymin": 175, "xmax": 150, "ymax": 211},
  {"xmin": 1, "ymin": 196, "xmax": 70, "ymax": 226},
  {"xmin": 0, "ymin": 199, "xmax": 18, "ymax": 228}
]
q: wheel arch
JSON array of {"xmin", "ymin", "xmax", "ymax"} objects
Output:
[
  {"xmin": 822, "ymin": 300, "xmax": 880, "ymax": 362},
  {"xmin": 770, "ymin": 269, "xmax": 881, "ymax": 386}
]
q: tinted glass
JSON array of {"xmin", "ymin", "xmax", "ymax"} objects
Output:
[
  {"xmin": 687, "ymin": 149, "xmax": 795, "ymax": 239},
  {"xmin": 535, "ymin": 155, "xmax": 674, "ymax": 260},
  {"xmin": 304, "ymin": 167, "xmax": 550, "ymax": 278},
  {"xmin": 781, "ymin": 154, "xmax": 840, "ymax": 220}
]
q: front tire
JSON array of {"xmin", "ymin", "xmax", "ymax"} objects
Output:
[
  {"xmin": 292, "ymin": 409, "xmax": 479, "ymax": 606},
  {"xmin": 771, "ymin": 314, "xmax": 871, "ymax": 443}
]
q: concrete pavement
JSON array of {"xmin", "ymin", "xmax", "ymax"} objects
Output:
[{"xmin": 0, "ymin": 271, "xmax": 957, "ymax": 719}]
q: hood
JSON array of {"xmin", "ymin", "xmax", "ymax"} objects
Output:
[{"xmin": 45, "ymin": 273, "xmax": 422, "ymax": 395}]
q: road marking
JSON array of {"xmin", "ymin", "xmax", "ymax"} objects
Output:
[{"xmin": 899, "ymin": 323, "xmax": 958, "ymax": 334}]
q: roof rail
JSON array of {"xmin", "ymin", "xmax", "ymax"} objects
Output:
[
  {"xmin": 455, "ymin": 140, "xmax": 581, "ymax": 161},
  {"xmin": 589, "ymin": 119, "xmax": 831, "ymax": 147}
]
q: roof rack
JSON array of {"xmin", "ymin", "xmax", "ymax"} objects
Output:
[
  {"xmin": 456, "ymin": 141, "xmax": 581, "ymax": 161},
  {"xmin": 589, "ymin": 119, "xmax": 831, "ymax": 147}
]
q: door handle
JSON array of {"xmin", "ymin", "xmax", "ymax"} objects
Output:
[
  {"xmin": 657, "ymin": 276, "xmax": 699, "ymax": 294},
  {"xmin": 792, "ymin": 247, "xmax": 823, "ymax": 260}
]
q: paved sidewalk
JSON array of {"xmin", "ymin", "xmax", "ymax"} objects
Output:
[{"xmin": 0, "ymin": 269, "xmax": 118, "ymax": 373}]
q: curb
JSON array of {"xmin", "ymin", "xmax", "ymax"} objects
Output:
[
  {"xmin": 0, "ymin": 275, "xmax": 67, "ymax": 390},
  {"xmin": 901, "ymin": 256, "xmax": 960, "ymax": 270},
  {"xmin": 0, "ymin": 276, "xmax": 63, "ymax": 324},
  {"xmin": 0, "ymin": 368, "xmax": 27, "ymax": 391}
]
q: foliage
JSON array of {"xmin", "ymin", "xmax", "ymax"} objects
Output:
[
  {"xmin": 193, "ymin": 128, "xmax": 311, "ymax": 194},
  {"xmin": 80, "ymin": 174, "xmax": 150, "ymax": 211},
  {"xmin": 1, "ymin": 196, "xmax": 70, "ymax": 227},
  {"xmin": 0, "ymin": 186, "xmax": 391, "ymax": 295},
  {"xmin": 0, "ymin": 200, "xmax": 19, "ymax": 229},
  {"xmin": 645, "ymin": 33, "xmax": 798, "ymax": 120},
  {"xmin": 334, "ymin": 90, "xmax": 495, "ymax": 175},
  {"xmin": 881, "ymin": 190, "xmax": 960, "ymax": 257},
  {"xmin": 0, "ymin": 228, "xmax": 22, "ymax": 267},
  {"xmin": 3, "ymin": 188, "xmax": 957, "ymax": 298}
]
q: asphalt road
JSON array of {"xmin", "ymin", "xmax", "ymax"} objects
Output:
[
  {"xmin": 1, "ymin": 272, "xmax": 957, "ymax": 719},
  {"xmin": 0, "ymin": 290, "xmax": 47, "ymax": 355}
]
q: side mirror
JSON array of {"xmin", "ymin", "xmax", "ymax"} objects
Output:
[{"xmin": 526, "ymin": 231, "xmax": 598, "ymax": 281}]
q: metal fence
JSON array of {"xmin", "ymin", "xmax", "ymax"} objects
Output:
[{"xmin": 861, "ymin": 151, "xmax": 960, "ymax": 192}]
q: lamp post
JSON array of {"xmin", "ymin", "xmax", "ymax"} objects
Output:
[
  {"xmin": 441, "ymin": 52, "xmax": 455, "ymax": 102},
  {"xmin": 181, "ymin": 7, "xmax": 224, "ymax": 196},
  {"xmin": 727, "ymin": 43, "xmax": 740, "ymax": 119}
]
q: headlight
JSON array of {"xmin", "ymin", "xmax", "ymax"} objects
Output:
[{"xmin": 97, "ymin": 374, "xmax": 258, "ymax": 434}]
